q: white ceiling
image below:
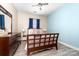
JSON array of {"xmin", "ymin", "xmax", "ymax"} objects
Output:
[{"xmin": 12, "ymin": 3, "xmax": 63, "ymax": 16}]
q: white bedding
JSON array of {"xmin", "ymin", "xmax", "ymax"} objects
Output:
[{"xmin": 28, "ymin": 29, "xmax": 47, "ymax": 34}]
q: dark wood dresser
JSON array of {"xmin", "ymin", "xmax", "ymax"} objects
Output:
[{"xmin": 0, "ymin": 33, "xmax": 21, "ymax": 56}]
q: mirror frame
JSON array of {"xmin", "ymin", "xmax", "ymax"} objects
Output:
[{"xmin": 0, "ymin": 5, "xmax": 12, "ymax": 34}]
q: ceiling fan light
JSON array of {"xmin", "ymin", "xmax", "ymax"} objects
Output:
[
  {"xmin": 34, "ymin": 11, "xmax": 37, "ymax": 13},
  {"xmin": 40, "ymin": 7, "xmax": 42, "ymax": 10}
]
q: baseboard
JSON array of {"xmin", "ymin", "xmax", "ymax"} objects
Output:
[{"xmin": 58, "ymin": 41, "xmax": 79, "ymax": 51}]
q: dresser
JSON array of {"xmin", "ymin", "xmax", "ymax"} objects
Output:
[{"xmin": 0, "ymin": 33, "xmax": 21, "ymax": 56}]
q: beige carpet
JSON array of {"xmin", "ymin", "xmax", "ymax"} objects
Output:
[{"xmin": 14, "ymin": 41, "xmax": 79, "ymax": 56}]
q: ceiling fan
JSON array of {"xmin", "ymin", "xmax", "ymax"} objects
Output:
[{"xmin": 32, "ymin": 3, "xmax": 48, "ymax": 10}]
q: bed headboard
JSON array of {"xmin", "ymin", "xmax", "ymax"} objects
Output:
[{"xmin": 27, "ymin": 28, "xmax": 47, "ymax": 34}]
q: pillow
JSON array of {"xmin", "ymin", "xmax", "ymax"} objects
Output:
[
  {"xmin": 39, "ymin": 29, "xmax": 44, "ymax": 34},
  {"xmin": 28, "ymin": 29, "xmax": 47, "ymax": 34},
  {"xmin": 28, "ymin": 29, "xmax": 37, "ymax": 34}
]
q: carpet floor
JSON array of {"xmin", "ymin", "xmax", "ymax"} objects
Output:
[{"xmin": 14, "ymin": 41, "xmax": 79, "ymax": 56}]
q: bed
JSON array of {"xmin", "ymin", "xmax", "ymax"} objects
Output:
[{"xmin": 27, "ymin": 33, "xmax": 59, "ymax": 55}]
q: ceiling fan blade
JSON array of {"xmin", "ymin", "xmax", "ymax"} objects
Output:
[
  {"xmin": 41, "ymin": 3, "xmax": 48, "ymax": 5},
  {"xmin": 38, "ymin": 3, "xmax": 48, "ymax": 5},
  {"xmin": 32, "ymin": 3, "xmax": 48, "ymax": 7}
]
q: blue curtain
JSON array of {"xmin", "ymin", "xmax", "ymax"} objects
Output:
[
  {"xmin": 0, "ymin": 15, "xmax": 5, "ymax": 30},
  {"xmin": 29, "ymin": 18, "xmax": 33, "ymax": 29},
  {"xmin": 37, "ymin": 19, "xmax": 40, "ymax": 29}
]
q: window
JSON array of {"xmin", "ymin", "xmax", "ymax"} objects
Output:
[
  {"xmin": 33, "ymin": 19, "xmax": 37, "ymax": 28},
  {"xmin": 29, "ymin": 18, "xmax": 40, "ymax": 29},
  {"xmin": 0, "ymin": 15, "xmax": 5, "ymax": 30}
]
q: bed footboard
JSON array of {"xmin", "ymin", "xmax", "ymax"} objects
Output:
[{"xmin": 27, "ymin": 33, "xmax": 59, "ymax": 56}]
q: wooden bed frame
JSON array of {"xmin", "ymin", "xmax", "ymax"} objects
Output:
[{"xmin": 27, "ymin": 33, "xmax": 59, "ymax": 56}]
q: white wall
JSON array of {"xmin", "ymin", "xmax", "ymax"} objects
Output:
[
  {"xmin": 0, "ymin": 3, "xmax": 48, "ymax": 34},
  {"xmin": 0, "ymin": 3, "xmax": 18, "ymax": 32},
  {"xmin": 17, "ymin": 11, "xmax": 47, "ymax": 35}
]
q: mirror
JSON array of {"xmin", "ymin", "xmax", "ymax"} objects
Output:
[{"xmin": 0, "ymin": 5, "xmax": 12, "ymax": 34}]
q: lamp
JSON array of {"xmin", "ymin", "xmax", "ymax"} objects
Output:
[
  {"xmin": 0, "ymin": 29, "xmax": 4, "ymax": 33},
  {"xmin": 22, "ymin": 29, "xmax": 25, "ymax": 36},
  {"xmin": 43, "ymin": 29, "xmax": 47, "ymax": 33}
]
